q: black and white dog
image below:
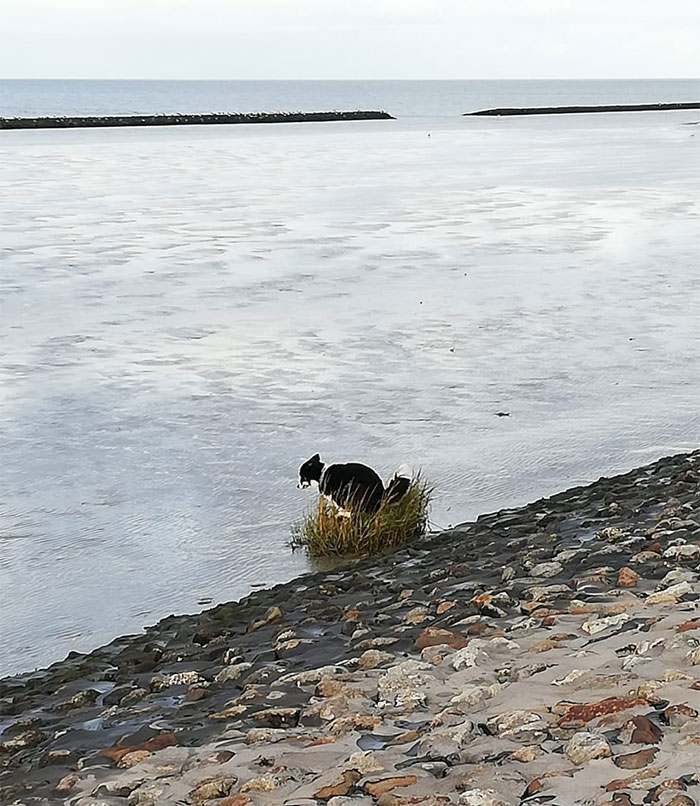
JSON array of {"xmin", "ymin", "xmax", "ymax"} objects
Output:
[{"xmin": 298, "ymin": 454, "xmax": 412, "ymax": 516}]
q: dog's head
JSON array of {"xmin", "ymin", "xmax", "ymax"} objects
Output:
[{"xmin": 298, "ymin": 453, "xmax": 323, "ymax": 488}]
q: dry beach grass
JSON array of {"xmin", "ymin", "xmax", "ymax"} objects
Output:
[{"xmin": 291, "ymin": 477, "xmax": 433, "ymax": 557}]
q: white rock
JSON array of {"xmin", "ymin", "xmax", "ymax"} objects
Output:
[
  {"xmin": 459, "ymin": 789, "xmax": 510, "ymax": 806},
  {"xmin": 529, "ymin": 561, "xmax": 564, "ymax": 578},
  {"xmin": 582, "ymin": 613, "xmax": 630, "ymax": 635},
  {"xmin": 450, "ymin": 684, "xmax": 487, "ymax": 707},
  {"xmin": 646, "ymin": 581, "xmax": 693, "ymax": 604},
  {"xmin": 551, "ymin": 669, "xmax": 586, "ymax": 687},
  {"xmin": 564, "ymin": 731, "xmax": 611, "ymax": 764},
  {"xmin": 215, "ymin": 663, "xmax": 253, "ymax": 683},
  {"xmin": 377, "ymin": 660, "xmax": 434, "ymax": 709},
  {"xmin": 663, "ymin": 544, "xmax": 700, "ymax": 560}
]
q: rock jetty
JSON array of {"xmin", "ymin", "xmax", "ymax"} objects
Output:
[
  {"xmin": 0, "ymin": 111, "xmax": 394, "ymax": 131},
  {"xmin": 466, "ymin": 102, "xmax": 700, "ymax": 116},
  {"xmin": 1, "ymin": 450, "xmax": 699, "ymax": 805}
]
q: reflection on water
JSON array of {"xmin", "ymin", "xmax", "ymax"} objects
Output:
[{"xmin": 0, "ymin": 113, "xmax": 698, "ymax": 676}]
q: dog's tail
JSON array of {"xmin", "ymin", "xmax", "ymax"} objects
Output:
[{"xmin": 383, "ymin": 464, "xmax": 413, "ymax": 505}]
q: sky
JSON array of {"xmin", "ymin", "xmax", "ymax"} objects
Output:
[{"xmin": 1, "ymin": 0, "xmax": 699, "ymax": 80}]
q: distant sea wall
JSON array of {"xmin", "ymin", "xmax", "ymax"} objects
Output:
[
  {"xmin": 467, "ymin": 101, "xmax": 700, "ymax": 116},
  {"xmin": 0, "ymin": 110, "xmax": 395, "ymax": 130}
]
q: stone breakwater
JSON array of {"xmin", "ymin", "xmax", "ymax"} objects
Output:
[
  {"xmin": 2, "ymin": 452, "xmax": 700, "ymax": 806},
  {"xmin": 466, "ymin": 103, "xmax": 700, "ymax": 116},
  {"xmin": 0, "ymin": 112, "xmax": 394, "ymax": 130}
]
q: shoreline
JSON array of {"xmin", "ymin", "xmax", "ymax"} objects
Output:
[
  {"xmin": 0, "ymin": 111, "xmax": 394, "ymax": 131},
  {"xmin": 1, "ymin": 450, "xmax": 699, "ymax": 804},
  {"xmin": 466, "ymin": 101, "xmax": 700, "ymax": 116}
]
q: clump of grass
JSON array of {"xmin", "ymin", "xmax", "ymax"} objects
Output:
[{"xmin": 291, "ymin": 477, "xmax": 433, "ymax": 558}]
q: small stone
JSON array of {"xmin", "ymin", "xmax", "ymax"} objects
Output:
[
  {"xmin": 209, "ymin": 705, "xmax": 247, "ymax": 720},
  {"xmin": 604, "ymin": 768, "xmax": 659, "ymax": 791},
  {"xmin": 509, "ymin": 745, "xmax": 541, "ymax": 762},
  {"xmin": 252, "ymin": 707, "xmax": 300, "ymax": 727},
  {"xmin": 613, "ymin": 747, "xmax": 659, "ymax": 769},
  {"xmin": 240, "ymin": 776, "xmax": 279, "ymax": 792},
  {"xmin": 677, "ymin": 619, "xmax": 700, "ymax": 633},
  {"xmin": 55, "ymin": 773, "xmax": 80, "ymax": 794},
  {"xmin": 617, "ymin": 567, "xmax": 640, "ymax": 587},
  {"xmin": 54, "ymin": 689, "xmax": 100, "ymax": 712},
  {"xmin": 118, "ymin": 749, "xmax": 151, "ymax": 768},
  {"xmin": 437, "ymin": 600, "xmax": 456, "ymax": 614},
  {"xmin": 529, "ymin": 561, "xmax": 563, "ymax": 578},
  {"xmin": 128, "ymin": 782, "xmax": 166, "ymax": 806},
  {"xmin": 188, "ymin": 776, "xmax": 236, "ymax": 803},
  {"xmin": 248, "ymin": 606, "xmax": 282, "ymax": 632},
  {"xmin": 619, "ymin": 715, "xmax": 663, "ymax": 744},
  {"xmin": 120, "ymin": 688, "xmax": 148, "ymax": 707},
  {"xmin": 582, "ymin": 613, "xmax": 629, "ymax": 636},
  {"xmin": 404, "ymin": 607, "xmax": 430, "ymax": 624},
  {"xmin": 662, "ymin": 704, "xmax": 698, "ymax": 726},
  {"xmin": 646, "ymin": 581, "xmax": 693, "ymax": 605},
  {"xmin": 215, "ymin": 663, "xmax": 253, "ymax": 683},
  {"xmin": 346, "ymin": 751, "xmax": 384, "ymax": 773},
  {"xmin": 413, "ymin": 627, "xmax": 467, "ymax": 650},
  {"xmin": 556, "ymin": 696, "xmax": 646, "ymax": 726},
  {"xmin": 314, "ymin": 770, "xmax": 362, "ymax": 799},
  {"xmin": 687, "ymin": 647, "xmax": 700, "ymax": 665},
  {"xmin": 364, "ymin": 775, "xmax": 418, "ymax": 796},
  {"xmin": 458, "ymin": 789, "xmax": 510, "ymax": 806},
  {"xmin": 564, "ymin": 731, "xmax": 611, "ymax": 764},
  {"xmin": 357, "ymin": 650, "xmax": 394, "ymax": 670},
  {"xmin": 450, "ymin": 684, "xmax": 486, "ymax": 708}
]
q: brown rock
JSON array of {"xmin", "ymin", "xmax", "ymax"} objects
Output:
[
  {"xmin": 437, "ymin": 600, "xmax": 456, "ymax": 614},
  {"xmin": 605, "ymin": 768, "xmax": 659, "ymax": 791},
  {"xmin": 613, "ymin": 747, "xmax": 659, "ymax": 769},
  {"xmin": 118, "ymin": 749, "xmax": 152, "ymax": 768},
  {"xmin": 413, "ymin": 627, "xmax": 467, "ymax": 651},
  {"xmin": 313, "ymin": 770, "xmax": 362, "ymax": 799},
  {"xmin": 364, "ymin": 775, "xmax": 418, "ymax": 796},
  {"xmin": 556, "ymin": 696, "xmax": 646, "ymax": 726},
  {"xmin": 390, "ymin": 729, "xmax": 422, "ymax": 745},
  {"xmin": 54, "ymin": 773, "xmax": 80, "ymax": 794},
  {"xmin": 248, "ymin": 606, "xmax": 282, "ymax": 632},
  {"xmin": 101, "ymin": 732, "xmax": 177, "ymax": 763},
  {"xmin": 218, "ymin": 797, "xmax": 251, "ymax": 806},
  {"xmin": 620, "ymin": 715, "xmax": 663, "ymax": 744},
  {"xmin": 677, "ymin": 619, "xmax": 700, "ymax": 633},
  {"xmin": 617, "ymin": 567, "xmax": 640, "ymax": 587}
]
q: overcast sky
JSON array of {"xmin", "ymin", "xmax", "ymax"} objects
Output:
[{"xmin": 2, "ymin": 0, "xmax": 699, "ymax": 80}]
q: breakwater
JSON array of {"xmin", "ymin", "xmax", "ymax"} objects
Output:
[
  {"xmin": 0, "ymin": 110, "xmax": 395, "ymax": 130},
  {"xmin": 1, "ymin": 450, "xmax": 699, "ymax": 804},
  {"xmin": 467, "ymin": 101, "xmax": 700, "ymax": 116}
]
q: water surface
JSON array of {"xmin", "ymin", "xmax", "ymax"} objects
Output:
[{"xmin": 0, "ymin": 105, "xmax": 698, "ymax": 677}]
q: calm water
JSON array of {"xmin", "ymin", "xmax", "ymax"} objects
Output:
[
  {"xmin": 0, "ymin": 79, "xmax": 698, "ymax": 118},
  {"xmin": 0, "ymin": 81, "xmax": 699, "ymax": 677}
]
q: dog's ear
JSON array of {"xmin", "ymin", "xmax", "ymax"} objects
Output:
[{"xmin": 311, "ymin": 453, "xmax": 321, "ymax": 463}]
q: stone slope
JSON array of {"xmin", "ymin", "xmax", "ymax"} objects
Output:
[{"xmin": 1, "ymin": 451, "xmax": 699, "ymax": 805}]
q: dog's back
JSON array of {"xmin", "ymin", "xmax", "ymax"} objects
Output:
[{"xmin": 320, "ymin": 462, "xmax": 384, "ymax": 513}]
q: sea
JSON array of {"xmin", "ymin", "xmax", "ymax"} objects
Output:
[{"xmin": 0, "ymin": 79, "xmax": 699, "ymax": 677}]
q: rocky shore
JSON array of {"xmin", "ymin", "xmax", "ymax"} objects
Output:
[
  {"xmin": 466, "ymin": 102, "xmax": 700, "ymax": 116},
  {"xmin": 2, "ymin": 450, "xmax": 699, "ymax": 806},
  {"xmin": 0, "ymin": 111, "xmax": 394, "ymax": 131}
]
